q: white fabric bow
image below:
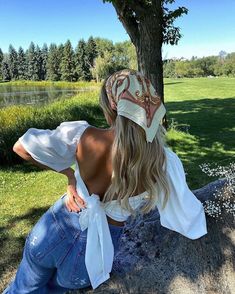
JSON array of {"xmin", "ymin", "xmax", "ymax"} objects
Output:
[{"xmin": 77, "ymin": 192, "xmax": 114, "ymax": 289}]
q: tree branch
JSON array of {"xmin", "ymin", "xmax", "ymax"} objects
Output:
[{"xmin": 111, "ymin": 0, "xmax": 140, "ymax": 45}]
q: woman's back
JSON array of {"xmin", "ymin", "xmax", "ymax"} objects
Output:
[{"xmin": 76, "ymin": 126, "xmax": 146, "ymax": 202}]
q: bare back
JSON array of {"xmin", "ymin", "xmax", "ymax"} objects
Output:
[{"xmin": 75, "ymin": 126, "xmax": 114, "ymax": 201}]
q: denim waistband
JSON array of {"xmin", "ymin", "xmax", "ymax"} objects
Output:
[{"xmin": 108, "ymin": 223, "xmax": 124, "ymax": 233}]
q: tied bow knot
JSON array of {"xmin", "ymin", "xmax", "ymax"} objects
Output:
[{"xmin": 79, "ymin": 194, "xmax": 101, "ymax": 231}]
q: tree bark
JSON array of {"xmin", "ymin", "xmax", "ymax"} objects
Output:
[
  {"xmin": 136, "ymin": 15, "xmax": 168, "ymax": 129},
  {"xmin": 136, "ymin": 18, "xmax": 163, "ymax": 101},
  {"xmin": 111, "ymin": 0, "xmax": 168, "ymax": 129}
]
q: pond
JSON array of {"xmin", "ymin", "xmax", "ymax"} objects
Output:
[{"xmin": 0, "ymin": 85, "xmax": 93, "ymax": 108}]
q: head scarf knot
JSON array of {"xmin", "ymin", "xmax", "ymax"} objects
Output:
[{"xmin": 105, "ymin": 69, "xmax": 166, "ymax": 142}]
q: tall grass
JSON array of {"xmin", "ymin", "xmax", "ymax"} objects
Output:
[
  {"xmin": 0, "ymin": 80, "xmax": 101, "ymax": 88},
  {"xmin": 0, "ymin": 90, "xmax": 106, "ymax": 165}
]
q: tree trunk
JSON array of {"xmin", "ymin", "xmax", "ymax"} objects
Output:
[
  {"xmin": 111, "ymin": 1, "xmax": 168, "ymax": 129},
  {"xmin": 135, "ymin": 16, "xmax": 168, "ymax": 130},
  {"xmin": 135, "ymin": 17, "xmax": 163, "ymax": 96}
]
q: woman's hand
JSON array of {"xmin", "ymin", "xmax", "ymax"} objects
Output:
[
  {"xmin": 65, "ymin": 176, "xmax": 86, "ymax": 212},
  {"xmin": 59, "ymin": 167, "xmax": 86, "ymax": 212}
]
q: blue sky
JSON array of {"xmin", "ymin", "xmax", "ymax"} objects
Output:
[{"xmin": 0, "ymin": 0, "xmax": 234, "ymax": 59}]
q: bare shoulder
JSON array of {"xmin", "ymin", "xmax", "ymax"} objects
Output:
[{"xmin": 77, "ymin": 126, "xmax": 107, "ymax": 157}]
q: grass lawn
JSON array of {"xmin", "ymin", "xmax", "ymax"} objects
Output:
[
  {"xmin": 164, "ymin": 77, "xmax": 235, "ymax": 188},
  {"xmin": 0, "ymin": 77, "xmax": 235, "ymax": 291}
]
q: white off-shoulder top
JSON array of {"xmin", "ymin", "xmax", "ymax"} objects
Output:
[{"xmin": 18, "ymin": 120, "xmax": 208, "ymax": 289}]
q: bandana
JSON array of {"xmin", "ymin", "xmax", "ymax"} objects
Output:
[{"xmin": 105, "ymin": 69, "xmax": 166, "ymax": 142}]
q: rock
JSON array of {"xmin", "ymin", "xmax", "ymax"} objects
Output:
[{"xmin": 73, "ymin": 178, "xmax": 235, "ymax": 294}]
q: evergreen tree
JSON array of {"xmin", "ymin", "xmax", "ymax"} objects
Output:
[
  {"xmin": 75, "ymin": 39, "xmax": 90, "ymax": 81},
  {"xmin": 17, "ymin": 47, "xmax": 27, "ymax": 80},
  {"xmin": 0, "ymin": 48, "xmax": 3, "ymax": 80},
  {"xmin": 85, "ymin": 36, "xmax": 98, "ymax": 80},
  {"xmin": 86, "ymin": 37, "xmax": 98, "ymax": 67},
  {"xmin": 61, "ymin": 40, "xmax": 75, "ymax": 81},
  {"xmin": 41, "ymin": 43, "xmax": 48, "ymax": 80},
  {"xmin": 0, "ymin": 48, "xmax": 3, "ymax": 67},
  {"xmin": 1, "ymin": 57, "xmax": 11, "ymax": 81},
  {"xmin": 57, "ymin": 43, "xmax": 64, "ymax": 80},
  {"xmin": 27, "ymin": 42, "xmax": 39, "ymax": 80},
  {"xmin": 46, "ymin": 44, "xmax": 60, "ymax": 81},
  {"xmin": 8, "ymin": 45, "xmax": 18, "ymax": 80},
  {"xmin": 35, "ymin": 45, "xmax": 43, "ymax": 80}
]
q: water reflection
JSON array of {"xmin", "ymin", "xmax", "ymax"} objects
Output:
[{"xmin": 0, "ymin": 86, "xmax": 92, "ymax": 108}]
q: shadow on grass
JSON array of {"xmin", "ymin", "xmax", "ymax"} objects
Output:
[
  {"xmin": 0, "ymin": 163, "xmax": 42, "ymax": 174},
  {"xmin": 165, "ymin": 97, "xmax": 235, "ymax": 188},
  {"xmin": 164, "ymin": 81, "xmax": 183, "ymax": 85},
  {"xmin": 166, "ymin": 97, "xmax": 235, "ymax": 150},
  {"xmin": 0, "ymin": 206, "xmax": 49, "ymax": 288}
]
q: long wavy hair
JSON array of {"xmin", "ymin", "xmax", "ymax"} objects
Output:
[{"xmin": 99, "ymin": 77, "xmax": 170, "ymax": 215}]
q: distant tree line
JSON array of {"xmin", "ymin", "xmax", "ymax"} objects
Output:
[
  {"xmin": 164, "ymin": 51, "xmax": 235, "ymax": 78},
  {"xmin": 0, "ymin": 37, "xmax": 137, "ymax": 82},
  {"xmin": 1, "ymin": 40, "xmax": 234, "ymax": 82}
]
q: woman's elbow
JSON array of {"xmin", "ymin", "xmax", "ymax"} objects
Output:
[
  {"xmin": 13, "ymin": 141, "xmax": 29, "ymax": 158},
  {"xmin": 13, "ymin": 141, "xmax": 23, "ymax": 153}
]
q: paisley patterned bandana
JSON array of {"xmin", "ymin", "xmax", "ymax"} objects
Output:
[{"xmin": 105, "ymin": 69, "xmax": 166, "ymax": 142}]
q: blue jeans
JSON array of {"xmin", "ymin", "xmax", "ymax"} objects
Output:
[{"xmin": 3, "ymin": 194, "xmax": 124, "ymax": 294}]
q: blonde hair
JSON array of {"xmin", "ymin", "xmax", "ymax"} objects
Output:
[{"xmin": 99, "ymin": 79, "xmax": 170, "ymax": 215}]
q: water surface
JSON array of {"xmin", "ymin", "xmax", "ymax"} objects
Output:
[{"xmin": 0, "ymin": 85, "xmax": 92, "ymax": 108}]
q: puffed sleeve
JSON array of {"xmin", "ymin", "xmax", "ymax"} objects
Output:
[
  {"xmin": 18, "ymin": 120, "xmax": 90, "ymax": 172},
  {"xmin": 155, "ymin": 147, "xmax": 208, "ymax": 240}
]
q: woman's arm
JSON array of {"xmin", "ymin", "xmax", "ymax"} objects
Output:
[
  {"xmin": 13, "ymin": 140, "xmax": 86, "ymax": 212},
  {"xmin": 13, "ymin": 140, "xmax": 52, "ymax": 170}
]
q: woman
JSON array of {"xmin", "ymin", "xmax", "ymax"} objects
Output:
[{"xmin": 3, "ymin": 69, "xmax": 207, "ymax": 293}]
